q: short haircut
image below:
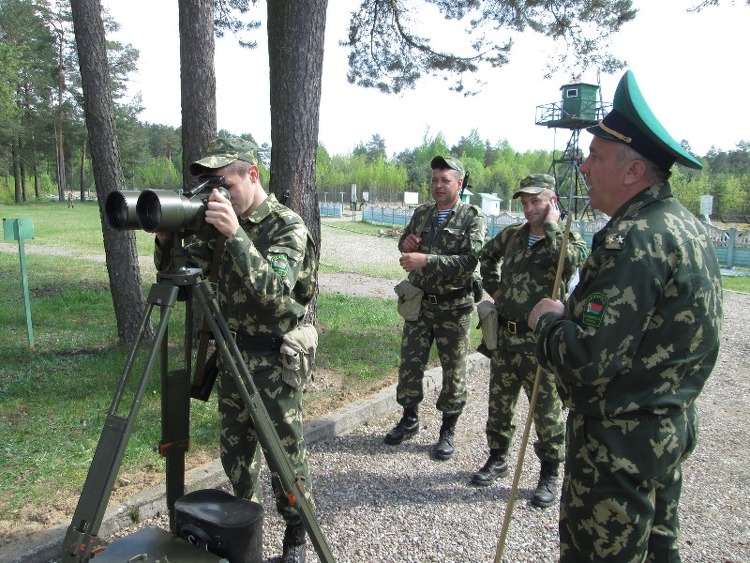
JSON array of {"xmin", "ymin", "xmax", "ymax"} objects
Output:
[{"xmin": 615, "ymin": 142, "xmax": 671, "ymax": 184}]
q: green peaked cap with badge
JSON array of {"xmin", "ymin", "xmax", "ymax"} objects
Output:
[
  {"xmin": 587, "ymin": 70, "xmax": 703, "ymax": 171},
  {"xmin": 190, "ymin": 137, "xmax": 258, "ymax": 175}
]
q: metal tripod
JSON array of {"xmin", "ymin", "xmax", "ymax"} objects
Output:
[{"xmin": 59, "ymin": 236, "xmax": 335, "ymax": 562}]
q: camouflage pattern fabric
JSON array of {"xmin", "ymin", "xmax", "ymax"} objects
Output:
[
  {"xmin": 534, "ymin": 183, "xmax": 723, "ymax": 562},
  {"xmin": 396, "ymin": 201, "xmax": 486, "ymax": 414},
  {"xmin": 397, "ymin": 303, "xmax": 473, "ymax": 414},
  {"xmin": 479, "ymin": 220, "xmax": 588, "ymax": 462},
  {"xmin": 155, "ymin": 193, "xmax": 317, "ymax": 525},
  {"xmin": 399, "ymin": 201, "xmax": 486, "ymax": 296}
]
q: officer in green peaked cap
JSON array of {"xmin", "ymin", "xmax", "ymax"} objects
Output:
[
  {"xmin": 529, "ymin": 70, "xmax": 722, "ymax": 562},
  {"xmin": 587, "ymin": 70, "xmax": 702, "ymax": 171}
]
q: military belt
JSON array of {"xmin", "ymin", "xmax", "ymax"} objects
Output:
[
  {"xmin": 498, "ymin": 316, "xmax": 532, "ymax": 335},
  {"xmin": 231, "ymin": 331, "xmax": 283, "ymax": 352},
  {"xmin": 423, "ymin": 287, "xmax": 470, "ymax": 304},
  {"xmin": 606, "ymin": 408, "xmax": 680, "ymax": 421}
]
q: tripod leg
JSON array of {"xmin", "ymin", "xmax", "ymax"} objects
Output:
[
  {"xmin": 193, "ymin": 280, "xmax": 336, "ymax": 563},
  {"xmin": 59, "ymin": 283, "xmax": 180, "ymax": 562}
]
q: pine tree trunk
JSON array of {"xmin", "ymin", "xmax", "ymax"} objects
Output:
[
  {"xmin": 267, "ymin": 0, "xmax": 328, "ymax": 325},
  {"xmin": 71, "ymin": 0, "xmax": 150, "ymax": 344}
]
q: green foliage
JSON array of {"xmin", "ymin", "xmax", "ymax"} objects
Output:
[{"xmin": 135, "ymin": 157, "xmax": 182, "ymax": 190}]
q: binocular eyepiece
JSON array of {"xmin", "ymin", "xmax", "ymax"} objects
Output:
[{"xmin": 105, "ymin": 175, "xmax": 229, "ymax": 233}]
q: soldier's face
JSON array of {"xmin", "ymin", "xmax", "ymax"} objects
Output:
[
  {"xmin": 430, "ymin": 168, "xmax": 461, "ymax": 210},
  {"xmin": 218, "ymin": 167, "xmax": 255, "ymax": 217},
  {"xmin": 580, "ymin": 137, "xmax": 632, "ymax": 216},
  {"xmin": 519, "ymin": 192, "xmax": 552, "ymax": 229}
]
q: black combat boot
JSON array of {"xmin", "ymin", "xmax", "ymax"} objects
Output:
[
  {"xmin": 531, "ymin": 461, "xmax": 560, "ymax": 508},
  {"xmin": 384, "ymin": 406, "xmax": 419, "ymax": 445},
  {"xmin": 281, "ymin": 522, "xmax": 306, "ymax": 563},
  {"xmin": 432, "ymin": 414, "xmax": 459, "ymax": 460},
  {"xmin": 471, "ymin": 449, "xmax": 509, "ymax": 486}
]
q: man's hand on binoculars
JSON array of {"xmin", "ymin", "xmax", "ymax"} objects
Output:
[{"xmin": 205, "ymin": 188, "xmax": 239, "ymax": 238}]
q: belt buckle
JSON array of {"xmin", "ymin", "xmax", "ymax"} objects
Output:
[
  {"xmin": 428, "ymin": 294, "xmax": 438, "ymax": 304},
  {"xmin": 506, "ymin": 321, "xmax": 517, "ymax": 335}
]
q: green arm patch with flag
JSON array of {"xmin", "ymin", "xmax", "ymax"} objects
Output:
[
  {"xmin": 582, "ymin": 292, "xmax": 608, "ymax": 327},
  {"xmin": 271, "ymin": 254, "xmax": 289, "ymax": 278}
]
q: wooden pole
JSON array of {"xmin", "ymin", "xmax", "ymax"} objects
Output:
[{"xmin": 493, "ymin": 210, "xmax": 574, "ymax": 562}]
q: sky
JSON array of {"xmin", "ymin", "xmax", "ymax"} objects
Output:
[{"xmin": 102, "ymin": 1, "xmax": 750, "ymax": 159}]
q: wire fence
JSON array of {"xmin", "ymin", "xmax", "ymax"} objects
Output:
[{"xmin": 352, "ymin": 204, "xmax": 750, "ymax": 270}]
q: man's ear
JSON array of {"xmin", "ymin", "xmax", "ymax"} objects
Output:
[
  {"xmin": 624, "ymin": 158, "xmax": 647, "ymax": 186},
  {"xmin": 248, "ymin": 163, "xmax": 260, "ymax": 182}
]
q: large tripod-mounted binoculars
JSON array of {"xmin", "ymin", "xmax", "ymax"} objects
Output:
[
  {"xmin": 105, "ymin": 175, "xmax": 229, "ymax": 233},
  {"xmin": 59, "ymin": 177, "xmax": 336, "ymax": 561}
]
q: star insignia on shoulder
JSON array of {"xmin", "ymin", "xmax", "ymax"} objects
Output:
[{"xmin": 605, "ymin": 233, "xmax": 626, "ymax": 250}]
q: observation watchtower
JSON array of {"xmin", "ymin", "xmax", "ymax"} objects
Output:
[{"xmin": 535, "ymin": 80, "xmax": 611, "ymax": 219}]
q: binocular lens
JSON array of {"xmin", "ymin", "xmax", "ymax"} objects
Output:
[
  {"xmin": 104, "ymin": 191, "xmax": 141, "ymax": 230},
  {"xmin": 105, "ymin": 182, "xmax": 225, "ymax": 233},
  {"xmin": 136, "ymin": 189, "xmax": 206, "ymax": 232}
]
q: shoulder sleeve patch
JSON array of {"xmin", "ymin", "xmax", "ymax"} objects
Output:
[
  {"xmin": 271, "ymin": 254, "xmax": 289, "ymax": 277},
  {"xmin": 582, "ymin": 291, "xmax": 608, "ymax": 327}
]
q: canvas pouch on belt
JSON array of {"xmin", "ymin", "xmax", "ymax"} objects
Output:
[
  {"xmin": 477, "ymin": 300, "xmax": 499, "ymax": 350},
  {"xmin": 280, "ymin": 324, "xmax": 318, "ymax": 389},
  {"xmin": 394, "ymin": 279, "xmax": 424, "ymax": 321}
]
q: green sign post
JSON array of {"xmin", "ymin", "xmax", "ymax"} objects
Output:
[{"xmin": 3, "ymin": 217, "xmax": 35, "ymax": 347}]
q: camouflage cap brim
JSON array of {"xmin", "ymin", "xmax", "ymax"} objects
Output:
[{"xmin": 189, "ymin": 137, "xmax": 259, "ymax": 176}]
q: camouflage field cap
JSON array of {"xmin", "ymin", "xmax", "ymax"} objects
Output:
[
  {"xmin": 513, "ymin": 173, "xmax": 556, "ymax": 199},
  {"xmin": 587, "ymin": 70, "xmax": 703, "ymax": 171},
  {"xmin": 430, "ymin": 155, "xmax": 465, "ymax": 177},
  {"xmin": 189, "ymin": 137, "xmax": 258, "ymax": 175}
]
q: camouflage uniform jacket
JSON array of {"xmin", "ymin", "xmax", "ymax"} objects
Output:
[
  {"xmin": 480, "ymin": 220, "xmax": 588, "ymax": 324},
  {"xmin": 399, "ymin": 201, "xmax": 486, "ymax": 296},
  {"xmin": 155, "ymin": 193, "xmax": 317, "ymax": 337},
  {"xmin": 535, "ymin": 183, "xmax": 723, "ymax": 418}
]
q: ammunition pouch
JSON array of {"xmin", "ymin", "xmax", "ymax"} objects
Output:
[
  {"xmin": 477, "ymin": 300, "xmax": 499, "ymax": 351},
  {"xmin": 280, "ymin": 324, "xmax": 318, "ymax": 389},
  {"xmin": 472, "ymin": 272, "xmax": 484, "ymax": 303},
  {"xmin": 191, "ymin": 348, "xmax": 218, "ymax": 402},
  {"xmin": 394, "ymin": 279, "xmax": 424, "ymax": 321}
]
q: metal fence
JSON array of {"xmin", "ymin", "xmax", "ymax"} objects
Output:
[
  {"xmin": 320, "ymin": 202, "xmax": 343, "ymax": 218},
  {"xmin": 360, "ymin": 204, "xmax": 750, "ymax": 270}
]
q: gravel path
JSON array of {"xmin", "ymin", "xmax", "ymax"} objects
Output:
[
  {"xmin": 96, "ymin": 291, "xmax": 749, "ymax": 563},
  {"xmin": 257, "ymin": 291, "xmax": 750, "ymax": 563}
]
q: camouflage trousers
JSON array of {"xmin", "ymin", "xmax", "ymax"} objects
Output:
[
  {"xmin": 560, "ymin": 404, "xmax": 698, "ymax": 563},
  {"xmin": 486, "ymin": 333, "xmax": 565, "ymax": 462},
  {"xmin": 396, "ymin": 300, "xmax": 473, "ymax": 415},
  {"xmin": 216, "ymin": 350, "xmax": 313, "ymax": 526}
]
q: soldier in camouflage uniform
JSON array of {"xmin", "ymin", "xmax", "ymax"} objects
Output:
[
  {"xmin": 530, "ymin": 71, "xmax": 723, "ymax": 562},
  {"xmin": 472, "ymin": 173, "xmax": 588, "ymax": 510},
  {"xmin": 155, "ymin": 137, "xmax": 317, "ymax": 563},
  {"xmin": 384, "ymin": 156, "xmax": 486, "ymax": 461}
]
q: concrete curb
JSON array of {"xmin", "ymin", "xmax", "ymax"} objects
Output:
[{"xmin": 5, "ymin": 354, "xmax": 489, "ymax": 563}]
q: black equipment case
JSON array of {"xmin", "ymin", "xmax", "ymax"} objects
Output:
[{"xmin": 174, "ymin": 488, "xmax": 264, "ymax": 563}]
